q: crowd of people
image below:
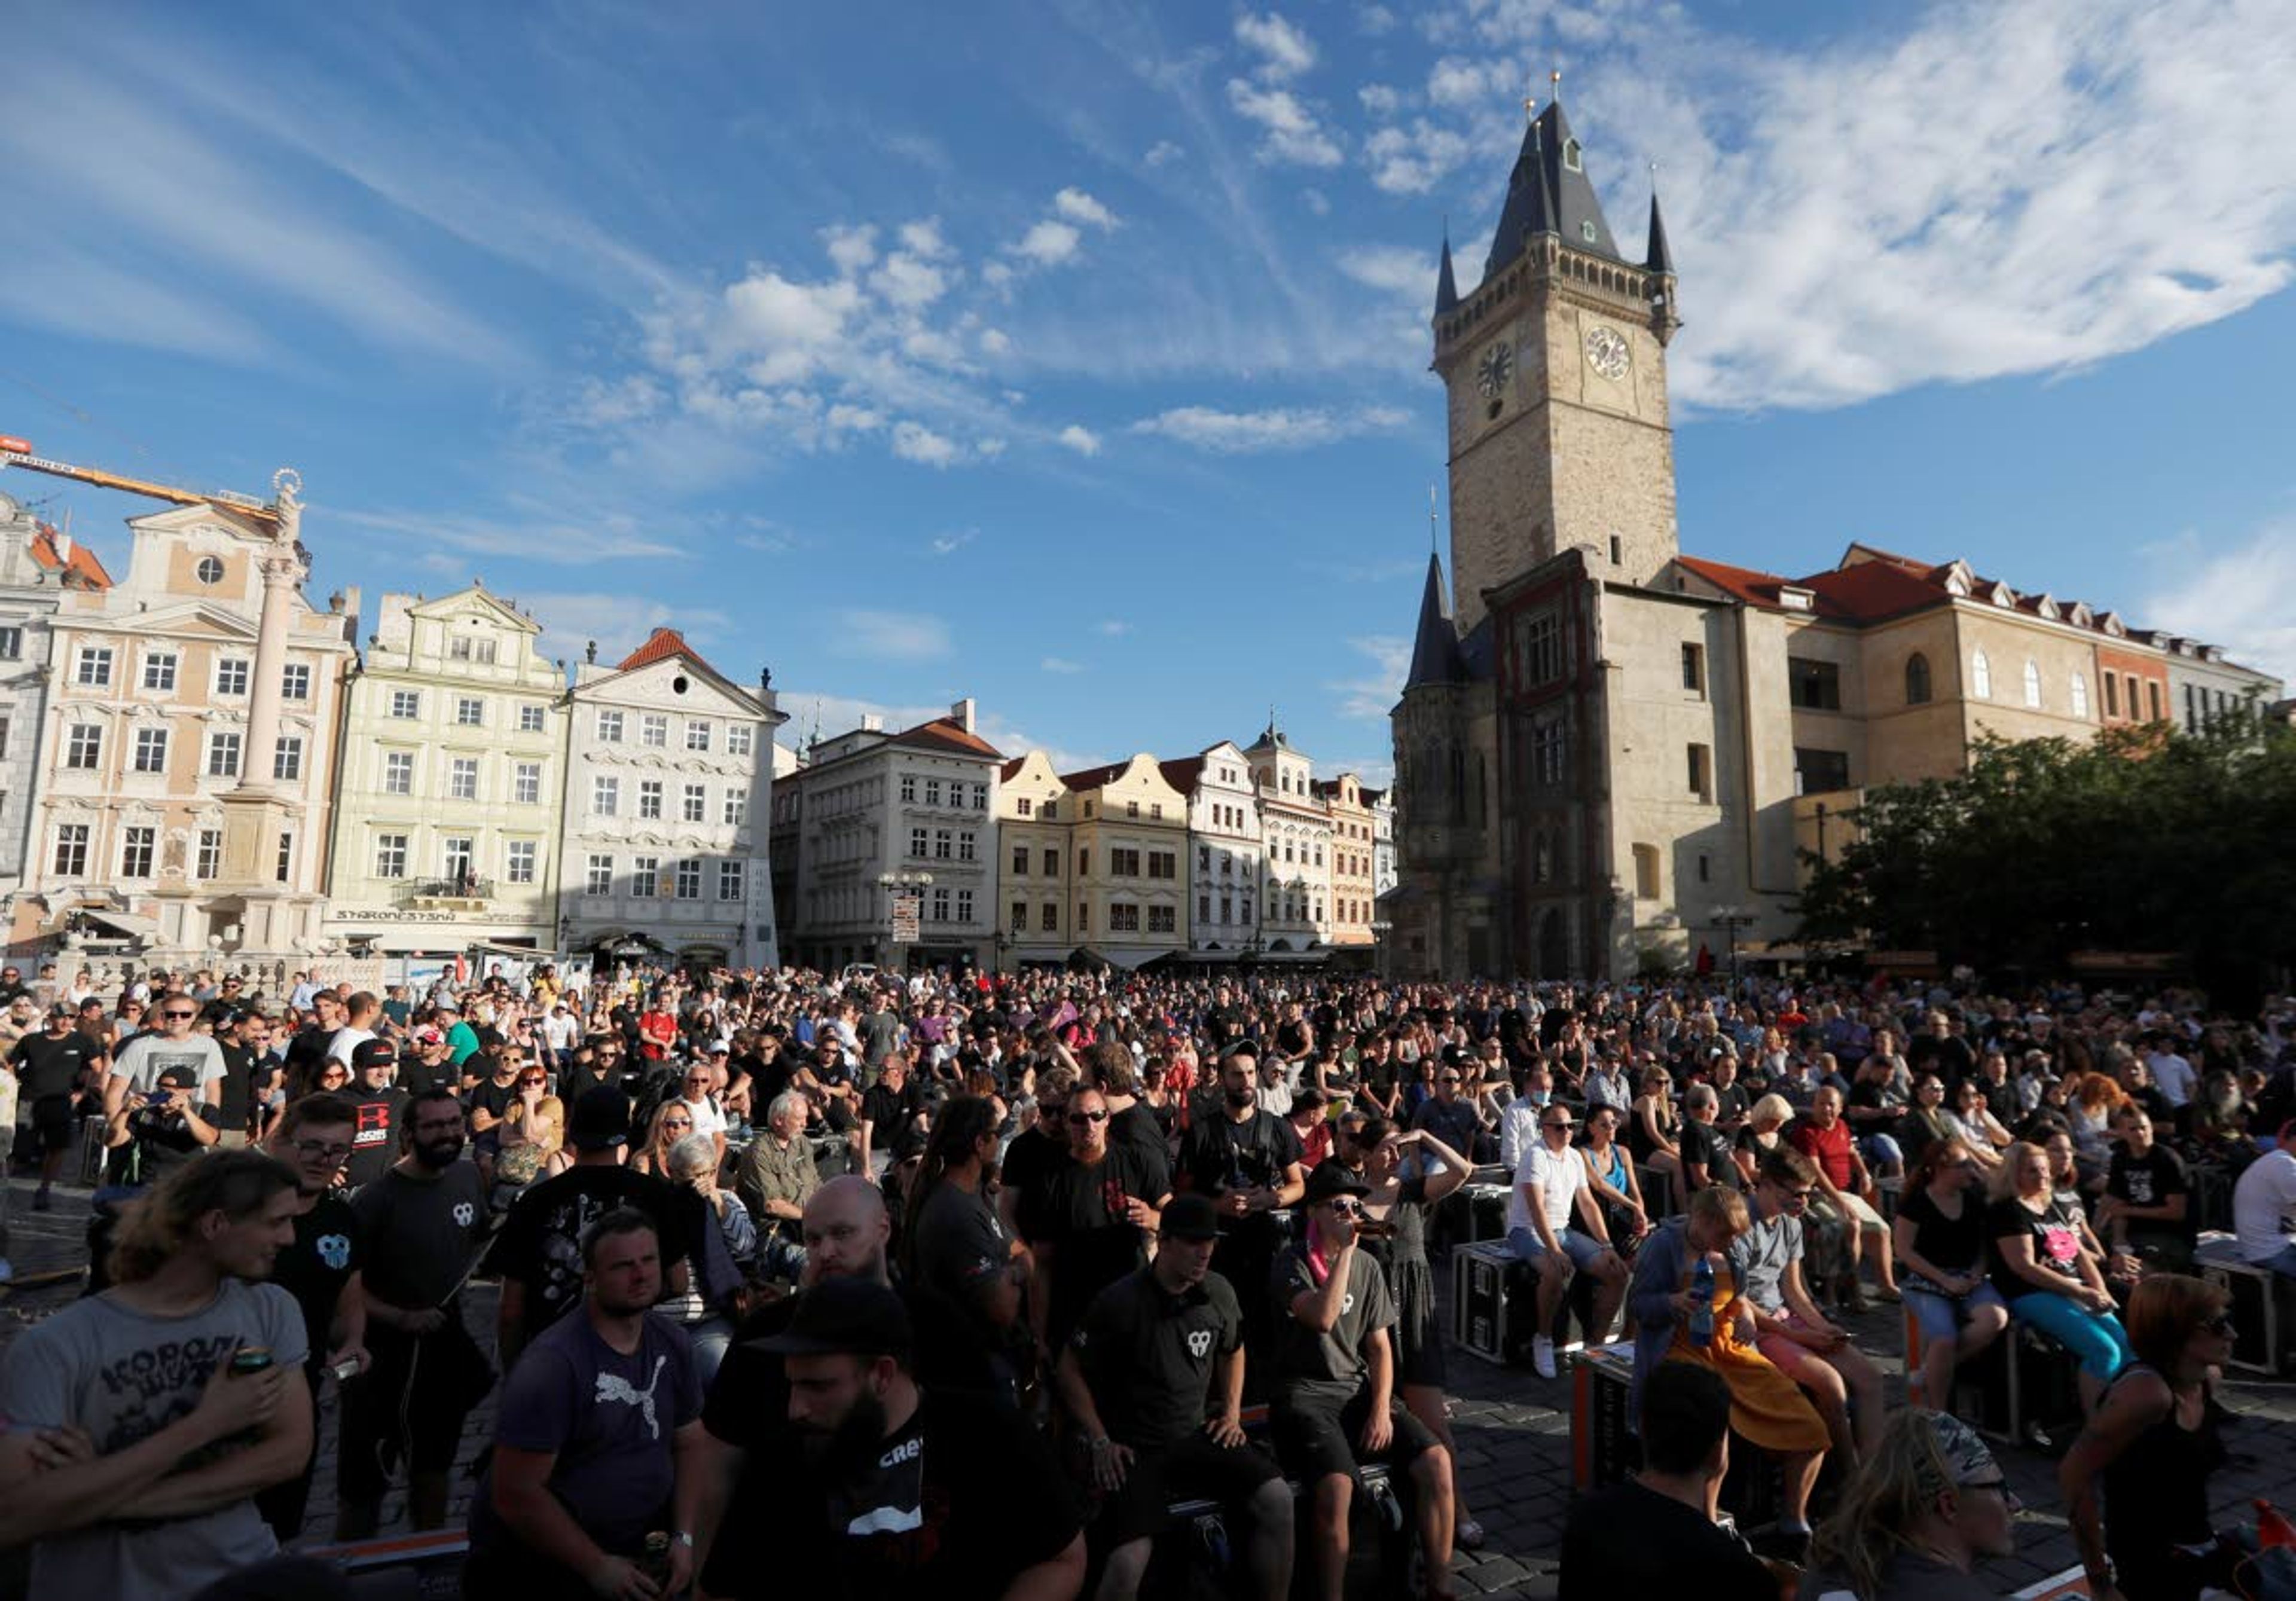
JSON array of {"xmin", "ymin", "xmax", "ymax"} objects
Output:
[{"xmin": 0, "ymin": 957, "xmax": 2293, "ymax": 1601}]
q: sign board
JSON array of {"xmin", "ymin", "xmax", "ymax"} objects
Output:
[{"xmin": 890, "ymin": 893, "xmax": 921, "ymax": 944}]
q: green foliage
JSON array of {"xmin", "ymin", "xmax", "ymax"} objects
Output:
[{"xmin": 1795, "ymin": 718, "xmax": 2296, "ymax": 998}]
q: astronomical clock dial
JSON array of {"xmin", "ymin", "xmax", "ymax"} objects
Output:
[
  {"xmin": 1583, "ymin": 325, "xmax": 1631, "ymax": 381},
  {"xmin": 1475, "ymin": 341, "xmax": 1515, "ymax": 398}
]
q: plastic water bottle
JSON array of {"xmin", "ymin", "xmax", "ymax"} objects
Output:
[{"xmin": 1689, "ymin": 1256, "xmax": 1717, "ymax": 1347}]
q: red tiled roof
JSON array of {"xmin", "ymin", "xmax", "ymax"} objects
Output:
[
  {"xmin": 1158, "ymin": 756, "xmax": 1205, "ymax": 795},
  {"xmin": 30, "ymin": 525, "xmax": 114, "ymax": 589},
  {"xmin": 999, "ymin": 756, "xmax": 1031, "ymax": 781},
  {"xmin": 1060, "ymin": 761, "xmax": 1126, "ymax": 790},
  {"xmin": 1675, "ymin": 554, "xmax": 1790, "ymax": 608},
  {"xmin": 616, "ymin": 626, "xmax": 711, "ymax": 674},
  {"xmin": 893, "ymin": 717, "xmax": 1004, "ymax": 760},
  {"xmin": 1800, "ymin": 561, "xmax": 1952, "ymax": 623}
]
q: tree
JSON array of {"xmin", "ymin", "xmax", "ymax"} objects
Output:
[{"xmin": 1796, "ymin": 718, "xmax": 2296, "ymax": 1006}]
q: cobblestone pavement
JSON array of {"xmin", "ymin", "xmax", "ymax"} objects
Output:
[{"xmin": 7, "ymin": 1174, "xmax": 2294, "ymax": 1597}]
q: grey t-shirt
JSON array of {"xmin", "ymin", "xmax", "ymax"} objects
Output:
[
  {"xmin": 110, "ymin": 1032, "xmax": 227, "ymax": 1095},
  {"xmin": 1269, "ymin": 1243, "xmax": 1396, "ymax": 1408},
  {"xmin": 0, "ymin": 1280, "xmax": 307, "ymax": 1599},
  {"xmin": 1730, "ymin": 1206, "xmax": 1803, "ymax": 1315}
]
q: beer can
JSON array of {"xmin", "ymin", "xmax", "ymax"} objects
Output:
[{"xmin": 230, "ymin": 1346, "xmax": 274, "ymax": 1376}]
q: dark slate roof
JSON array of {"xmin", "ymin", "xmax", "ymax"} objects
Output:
[
  {"xmin": 1434, "ymin": 234, "xmax": 1460, "ymax": 316},
  {"xmin": 1483, "ymin": 99, "xmax": 1622, "ymax": 280},
  {"xmin": 1645, "ymin": 191, "xmax": 1675, "ymax": 276},
  {"xmin": 1458, "ymin": 613, "xmax": 1497, "ymax": 683},
  {"xmin": 1404, "ymin": 552, "xmax": 1465, "ymax": 689}
]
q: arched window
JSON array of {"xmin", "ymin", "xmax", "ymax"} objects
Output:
[
  {"xmin": 1971, "ymin": 649, "xmax": 1992, "ymax": 700},
  {"xmin": 1904, "ymin": 652, "xmax": 1932, "ymax": 705},
  {"xmin": 2069, "ymin": 673, "xmax": 2090, "ymax": 719},
  {"xmin": 2022, "ymin": 659, "xmax": 2043, "ymax": 708}
]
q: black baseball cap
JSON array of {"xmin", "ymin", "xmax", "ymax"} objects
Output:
[
  {"xmin": 1159, "ymin": 1193, "xmax": 1222, "ymax": 1241},
  {"xmin": 350, "ymin": 1038, "xmax": 400, "ymax": 1073},
  {"xmin": 755, "ymin": 1277, "xmax": 914, "ymax": 1359},
  {"xmin": 1301, "ymin": 1164, "xmax": 1372, "ymax": 1206},
  {"xmin": 568, "ymin": 1086, "xmax": 632, "ymax": 1151}
]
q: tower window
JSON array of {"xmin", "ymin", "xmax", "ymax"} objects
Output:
[
  {"xmin": 1564, "ymin": 139, "xmax": 1583, "ymax": 173},
  {"xmin": 1609, "ymin": 535, "xmax": 1622, "ymax": 566}
]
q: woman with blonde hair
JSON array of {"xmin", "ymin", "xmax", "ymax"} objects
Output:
[
  {"xmin": 1984, "ymin": 1140, "xmax": 2130, "ymax": 1416},
  {"xmin": 1804, "ymin": 1408, "xmax": 2019, "ymax": 1599},
  {"xmin": 493, "ymin": 1090, "xmax": 570, "ymax": 1200},
  {"xmin": 1731, "ymin": 1092, "xmax": 1795, "ymax": 1186},
  {"xmin": 630, "ymin": 1098, "xmax": 695, "ymax": 1177}
]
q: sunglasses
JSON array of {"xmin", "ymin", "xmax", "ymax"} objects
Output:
[
  {"xmin": 661, "ymin": 1117, "xmax": 693, "ymax": 1130},
  {"xmin": 1324, "ymin": 1199, "xmax": 1365, "ymax": 1218},
  {"xmin": 1544, "ymin": 1119, "xmax": 1574, "ymax": 1131},
  {"xmin": 1066, "ymin": 1109, "xmax": 1109, "ymax": 1125},
  {"xmin": 521, "ymin": 1074, "xmax": 547, "ymax": 1085},
  {"xmin": 1782, "ymin": 1187, "xmax": 1815, "ymax": 1203},
  {"xmin": 162, "ymin": 1010, "xmax": 199, "ymax": 1021}
]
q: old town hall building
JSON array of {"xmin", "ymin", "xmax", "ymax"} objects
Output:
[{"xmin": 1386, "ymin": 96, "xmax": 2280, "ymax": 982}]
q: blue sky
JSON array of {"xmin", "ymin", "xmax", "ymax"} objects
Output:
[{"xmin": 5, "ymin": 0, "xmax": 2292, "ymax": 782}]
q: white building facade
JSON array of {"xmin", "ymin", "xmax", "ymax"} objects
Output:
[
  {"xmin": 1164, "ymin": 742, "xmax": 1262, "ymax": 960},
  {"xmin": 559, "ymin": 629, "xmax": 783, "ymax": 969},
  {"xmin": 0, "ymin": 496, "xmax": 75, "ymax": 913},
  {"xmin": 1246, "ymin": 722, "xmax": 1333, "ymax": 955}
]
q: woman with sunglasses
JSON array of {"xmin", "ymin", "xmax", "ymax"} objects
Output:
[
  {"xmin": 631, "ymin": 1099, "xmax": 697, "ymax": 1177},
  {"xmin": 1986, "ymin": 1141, "xmax": 2132, "ymax": 1417},
  {"xmin": 1629, "ymin": 1068, "xmax": 1682, "ymax": 1181},
  {"xmin": 1580, "ymin": 1105, "xmax": 1648, "ymax": 1249},
  {"xmin": 2060, "ymin": 1275, "xmax": 2242, "ymax": 1601},
  {"xmin": 1894, "ymin": 1137, "xmax": 2011, "ymax": 1408}
]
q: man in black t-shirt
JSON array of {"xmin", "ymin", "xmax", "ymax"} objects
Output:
[
  {"xmin": 282, "ymin": 989, "xmax": 346, "ymax": 1096},
  {"xmin": 1680, "ymin": 1085, "xmax": 1739, "ymax": 1191},
  {"xmin": 1559, "ymin": 1361, "xmax": 1774, "ymax": 1600},
  {"xmin": 1175, "ymin": 1043, "xmax": 1305, "ymax": 1388},
  {"xmin": 1057, "ymin": 1195, "xmax": 1291, "ymax": 1601},
  {"xmin": 342, "ymin": 1037, "xmax": 411, "ymax": 1190},
  {"xmin": 9, "ymin": 1004, "xmax": 100, "ymax": 1207},
  {"xmin": 215, "ymin": 1007, "xmax": 278, "ymax": 1145},
  {"xmin": 2098, "ymin": 1105, "xmax": 2194, "ymax": 1268},
  {"xmin": 1018, "ymin": 1086, "xmax": 1170, "ymax": 1354},
  {"xmin": 258, "ymin": 1092, "xmax": 370, "ymax": 1540},
  {"xmin": 486, "ymin": 1087, "xmax": 692, "ymax": 1367}
]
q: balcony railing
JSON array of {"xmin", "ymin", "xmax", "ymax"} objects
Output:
[{"xmin": 400, "ymin": 875, "xmax": 496, "ymax": 904}]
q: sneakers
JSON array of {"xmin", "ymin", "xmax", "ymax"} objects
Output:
[{"xmin": 1532, "ymin": 1334, "xmax": 1559, "ymax": 1379}]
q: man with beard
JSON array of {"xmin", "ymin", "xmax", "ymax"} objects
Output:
[
  {"xmin": 744, "ymin": 1277, "xmax": 1085, "ymax": 1600},
  {"xmin": 255, "ymin": 1093, "xmax": 371, "ymax": 1541},
  {"xmin": 1175, "ymin": 1042, "xmax": 1305, "ymax": 1392},
  {"xmin": 1057, "ymin": 1193, "xmax": 1293, "ymax": 1601},
  {"xmin": 468, "ymin": 1211, "xmax": 706, "ymax": 1601},
  {"xmin": 488, "ymin": 1087, "xmax": 693, "ymax": 1369},
  {"xmin": 0, "ymin": 1151, "xmax": 306, "ymax": 1599},
  {"xmin": 689, "ymin": 1178, "xmax": 1004, "ymax": 1592},
  {"xmin": 337, "ymin": 1087, "xmax": 491, "ymax": 1539},
  {"xmin": 1019, "ymin": 1086, "xmax": 1170, "ymax": 1359}
]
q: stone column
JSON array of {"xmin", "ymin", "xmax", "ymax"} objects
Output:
[{"xmin": 234, "ymin": 547, "xmax": 301, "ymax": 797}]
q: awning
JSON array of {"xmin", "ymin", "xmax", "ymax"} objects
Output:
[
  {"xmin": 77, "ymin": 908, "xmax": 162, "ymax": 941},
  {"xmin": 468, "ymin": 939, "xmax": 542, "ymax": 956}
]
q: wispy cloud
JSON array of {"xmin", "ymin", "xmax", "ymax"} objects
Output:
[
  {"xmin": 1040, "ymin": 656, "xmax": 1087, "ymax": 674},
  {"xmin": 832, "ymin": 609, "xmax": 954, "ymax": 660},
  {"xmin": 2145, "ymin": 517, "xmax": 2296, "ymax": 688},
  {"xmin": 1132, "ymin": 404, "xmax": 1409, "ymax": 453},
  {"xmin": 1329, "ymin": 634, "xmax": 1411, "ymax": 719},
  {"xmin": 526, "ymin": 593, "xmax": 735, "ymax": 668},
  {"xmin": 1057, "ymin": 425, "xmax": 1103, "ymax": 457},
  {"xmin": 331, "ymin": 506, "xmax": 682, "ymax": 564},
  {"xmin": 1097, "ymin": 619, "xmax": 1135, "ymax": 637},
  {"xmin": 929, "ymin": 529, "xmax": 979, "ymax": 556}
]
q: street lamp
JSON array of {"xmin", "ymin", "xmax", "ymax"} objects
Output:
[{"xmin": 1709, "ymin": 904, "xmax": 1755, "ymax": 991}]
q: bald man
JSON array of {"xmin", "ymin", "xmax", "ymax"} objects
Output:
[{"xmin": 686, "ymin": 1178, "xmax": 1002, "ymax": 1590}]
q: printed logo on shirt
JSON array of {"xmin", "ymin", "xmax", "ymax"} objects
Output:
[
  {"xmin": 452, "ymin": 1201, "xmax": 477, "ymax": 1229},
  {"xmin": 1341, "ymin": 1293, "xmax": 1355, "ymax": 1316},
  {"xmin": 316, "ymin": 1233, "xmax": 352, "ymax": 1271},
  {"xmin": 594, "ymin": 1353, "xmax": 668, "ymax": 1439},
  {"xmin": 1185, "ymin": 1329, "xmax": 1214, "ymax": 1360}
]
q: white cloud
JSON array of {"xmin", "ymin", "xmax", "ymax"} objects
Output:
[
  {"xmin": 1426, "ymin": 56, "xmax": 1516, "ymax": 109},
  {"xmin": 1131, "ymin": 404, "xmax": 1410, "ymax": 453},
  {"xmin": 1053, "ymin": 188, "xmax": 1119, "ymax": 230},
  {"xmin": 2146, "ymin": 520, "xmax": 2296, "ymax": 688},
  {"xmin": 891, "ymin": 421, "xmax": 961, "ymax": 467},
  {"xmin": 1226, "ymin": 80, "xmax": 1345, "ymax": 168},
  {"xmin": 714, "ymin": 271, "xmax": 863, "ymax": 383},
  {"xmin": 1448, "ymin": 0, "xmax": 2296, "ymax": 412},
  {"xmin": 1057, "ymin": 424, "xmax": 1103, "ymax": 456},
  {"xmin": 977, "ymin": 326, "xmax": 1012, "ymax": 356},
  {"xmin": 873, "ymin": 250, "xmax": 950, "ymax": 310},
  {"xmin": 832, "ymin": 608, "xmax": 954, "ymax": 660},
  {"xmin": 331, "ymin": 505, "xmax": 681, "ymax": 564},
  {"xmin": 1236, "ymin": 13, "xmax": 1318, "ymax": 81},
  {"xmin": 1329, "ymin": 634, "xmax": 1412, "ymax": 719},
  {"xmin": 1040, "ymin": 656, "xmax": 1086, "ymax": 674},
  {"xmin": 1357, "ymin": 5, "xmax": 1397, "ymax": 35},
  {"xmin": 929, "ymin": 528, "xmax": 978, "ymax": 555},
  {"xmin": 820, "ymin": 223, "xmax": 879, "ymax": 276},
  {"xmin": 1300, "ymin": 188, "xmax": 1332, "ymax": 216},
  {"xmin": 1013, "ymin": 219, "xmax": 1083, "ymax": 267},
  {"xmin": 1143, "ymin": 140, "xmax": 1186, "ymax": 167},
  {"xmin": 525, "ymin": 592, "xmax": 736, "ymax": 668},
  {"xmin": 1339, "ymin": 245, "xmax": 1435, "ymax": 297},
  {"xmin": 1358, "ymin": 83, "xmax": 1402, "ymax": 117},
  {"xmin": 898, "ymin": 218, "xmax": 952, "ymax": 259},
  {"xmin": 826, "ymin": 403, "xmax": 884, "ymax": 433},
  {"xmin": 1097, "ymin": 619, "xmax": 1134, "ymax": 637},
  {"xmin": 1363, "ymin": 120, "xmax": 1473, "ymax": 195}
]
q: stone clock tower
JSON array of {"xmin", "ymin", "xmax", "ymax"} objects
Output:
[{"xmin": 1433, "ymin": 97, "xmax": 1681, "ymax": 630}]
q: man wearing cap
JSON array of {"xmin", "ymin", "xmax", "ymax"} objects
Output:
[
  {"xmin": 488, "ymin": 1087, "xmax": 693, "ymax": 1369},
  {"xmin": 340, "ymin": 1038, "xmax": 411, "ymax": 1191},
  {"xmin": 1272, "ymin": 1162, "xmax": 1456, "ymax": 1601},
  {"xmin": 399, "ymin": 1026, "xmax": 453, "ymax": 1099},
  {"xmin": 469, "ymin": 1208, "xmax": 706, "ymax": 1601},
  {"xmin": 721, "ymin": 1276, "xmax": 1085, "ymax": 1600},
  {"xmin": 1057, "ymin": 1193, "xmax": 1293, "ymax": 1601}
]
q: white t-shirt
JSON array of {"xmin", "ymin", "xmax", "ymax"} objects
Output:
[
  {"xmin": 542, "ymin": 1013, "xmax": 580, "ymax": 1051},
  {"xmin": 1507, "ymin": 1136, "xmax": 1588, "ymax": 1238},
  {"xmin": 326, "ymin": 1026, "xmax": 377, "ymax": 1067},
  {"xmin": 681, "ymin": 1093, "xmax": 726, "ymax": 1141},
  {"xmin": 2232, "ymin": 1148, "xmax": 2296, "ymax": 1264}
]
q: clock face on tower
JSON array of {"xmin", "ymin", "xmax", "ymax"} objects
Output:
[
  {"xmin": 1583, "ymin": 325, "xmax": 1631, "ymax": 381},
  {"xmin": 1476, "ymin": 341, "xmax": 1514, "ymax": 398}
]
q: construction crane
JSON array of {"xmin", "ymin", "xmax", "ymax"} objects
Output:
[{"xmin": 0, "ymin": 433, "xmax": 292, "ymax": 529}]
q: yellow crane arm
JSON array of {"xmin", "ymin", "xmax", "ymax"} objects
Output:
[{"xmin": 0, "ymin": 437, "xmax": 278, "ymax": 523}]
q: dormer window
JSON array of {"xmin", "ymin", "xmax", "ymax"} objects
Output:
[
  {"xmin": 1564, "ymin": 139, "xmax": 1583, "ymax": 172},
  {"xmin": 1580, "ymin": 220, "xmax": 1598, "ymax": 243},
  {"xmin": 1778, "ymin": 585, "xmax": 1815, "ymax": 612}
]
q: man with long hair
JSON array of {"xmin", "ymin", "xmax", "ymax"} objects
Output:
[
  {"xmin": 0, "ymin": 1151, "xmax": 308, "ymax": 1596},
  {"xmin": 903, "ymin": 1093, "xmax": 1027, "ymax": 1358}
]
